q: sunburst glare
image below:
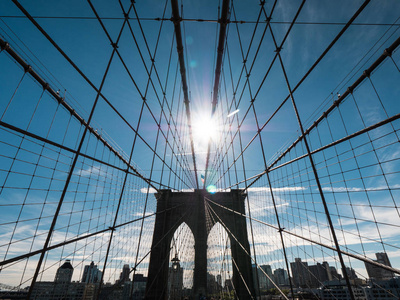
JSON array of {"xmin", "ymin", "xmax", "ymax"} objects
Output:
[{"xmin": 192, "ymin": 112, "xmax": 221, "ymax": 147}]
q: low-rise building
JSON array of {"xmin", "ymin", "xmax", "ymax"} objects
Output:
[
  {"xmin": 363, "ymin": 277, "xmax": 400, "ymax": 300},
  {"xmin": 316, "ymin": 280, "xmax": 366, "ymax": 300}
]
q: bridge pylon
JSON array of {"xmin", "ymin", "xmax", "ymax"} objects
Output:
[{"xmin": 145, "ymin": 189, "xmax": 256, "ymax": 299}]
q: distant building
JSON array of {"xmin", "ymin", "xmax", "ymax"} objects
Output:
[
  {"xmin": 98, "ymin": 282, "xmax": 123, "ymax": 300},
  {"xmin": 50, "ymin": 259, "xmax": 74, "ymax": 299},
  {"xmin": 290, "ymin": 259, "xmax": 343, "ymax": 288},
  {"xmin": 30, "ymin": 260, "xmax": 99, "ymax": 300},
  {"xmin": 122, "ymin": 281, "xmax": 132, "ymax": 300},
  {"xmin": 316, "ymin": 279, "xmax": 366, "ymax": 300},
  {"xmin": 260, "ymin": 265, "xmax": 274, "ymax": 289},
  {"xmin": 82, "ymin": 283, "xmax": 99, "ymax": 300},
  {"xmin": 55, "ymin": 259, "xmax": 74, "ymax": 283},
  {"xmin": 168, "ymin": 254, "xmax": 183, "ymax": 299},
  {"xmin": 376, "ymin": 253, "xmax": 391, "ymax": 267},
  {"xmin": 363, "ymin": 277, "xmax": 400, "ymax": 300},
  {"xmin": 309, "ymin": 263, "xmax": 331, "ymax": 287},
  {"xmin": 0, "ymin": 289, "xmax": 28, "ymax": 299},
  {"xmin": 82, "ymin": 261, "xmax": 102, "ymax": 283},
  {"xmin": 132, "ymin": 274, "xmax": 147, "ymax": 299},
  {"xmin": 252, "ymin": 264, "xmax": 259, "ymax": 291},
  {"xmin": 323, "ymin": 262, "xmax": 333, "ymax": 281},
  {"xmin": 274, "ymin": 268, "xmax": 288, "ymax": 286},
  {"xmin": 291, "ymin": 258, "xmax": 311, "ymax": 287},
  {"xmin": 345, "ymin": 267, "xmax": 358, "ymax": 280},
  {"xmin": 31, "ymin": 281, "xmax": 87, "ymax": 300},
  {"xmin": 253, "ymin": 264, "xmax": 273, "ymax": 291},
  {"xmin": 119, "ymin": 264, "xmax": 131, "ymax": 283},
  {"xmin": 365, "ymin": 253, "xmax": 394, "ymax": 280},
  {"xmin": 329, "ymin": 266, "xmax": 342, "ymax": 281},
  {"xmin": 319, "ymin": 262, "xmax": 331, "ymax": 283}
]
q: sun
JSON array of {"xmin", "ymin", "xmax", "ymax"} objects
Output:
[{"xmin": 192, "ymin": 112, "xmax": 220, "ymax": 146}]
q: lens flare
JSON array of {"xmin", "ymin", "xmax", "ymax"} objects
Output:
[{"xmin": 206, "ymin": 185, "xmax": 217, "ymax": 194}]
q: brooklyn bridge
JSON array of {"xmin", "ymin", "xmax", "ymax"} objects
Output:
[{"xmin": 0, "ymin": 0, "xmax": 400, "ymax": 299}]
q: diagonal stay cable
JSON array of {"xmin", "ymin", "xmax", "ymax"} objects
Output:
[
  {"xmin": 85, "ymin": 203, "xmax": 188, "ymax": 298},
  {"xmin": 0, "ymin": 201, "xmax": 181, "ymax": 268},
  {"xmin": 88, "ymin": 0, "xmax": 194, "ymax": 189},
  {"xmin": 213, "ymin": 0, "xmax": 372, "ymax": 186},
  {"xmin": 242, "ymin": 32, "xmax": 400, "ymax": 190},
  {"xmin": 204, "ymin": 198, "xmax": 290, "ymax": 300},
  {"xmin": 0, "ymin": 119, "xmax": 173, "ymax": 189},
  {"xmin": 207, "ymin": 0, "xmax": 279, "ymax": 185},
  {"xmin": 125, "ymin": 1, "xmax": 197, "ymax": 186},
  {"xmin": 204, "ymin": 200, "xmax": 248, "ymax": 299},
  {"xmin": 211, "ymin": 0, "xmax": 301, "ymax": 185},
  {"xmin": 129, "ymin": 1, "xmax": 196, "ymax": 189},
  {"xmin": 23, "ymin": 7, "xmax": 129, "ymax": 296},
  {"xmin": 11, "ymin": 1, "xmax": 191, "ymax": 190},
  {"xmin": 205, "ymin": 197, "xmax": 400, "ymax": 276},
  {"xmin": 209, "ymin": 0, "xmax": 280, "ymax": 185},
  {"xmin": 0, "ymin": 36, "xmax": 158, "ymax": 191},
  {"xmin": 266, "ymin": 34, "xmax": 400, "ymax": 172}
]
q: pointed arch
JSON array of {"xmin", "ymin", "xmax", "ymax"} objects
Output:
[
  {"xmin": 169, "ymin": 222, "xmax": 195, "ymax": 292},
  {"xmin": 207, "ymin": 222, "xmax": 233, "ymax": 296}
]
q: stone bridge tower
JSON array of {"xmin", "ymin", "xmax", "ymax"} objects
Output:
[{"xmin": 145, "ymin": 189, "xmax": 256, "ymax": 299}]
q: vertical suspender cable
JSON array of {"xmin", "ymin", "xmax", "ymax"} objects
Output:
[
  {"xmin": 171, "ymin": 0, "xmax": 199, "ymax": 189},
  {"xmin": 203, "ymin": 0, "xmax": 230, "ymax": 188}
]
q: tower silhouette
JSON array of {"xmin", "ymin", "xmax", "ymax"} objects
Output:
[{"xmin": 145, "ymin": 189, "xmax": 256, "ymax": 299}]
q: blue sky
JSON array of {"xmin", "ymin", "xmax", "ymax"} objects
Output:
[{"xmin": 0, "ymin": 0, "xmax": 400, "ymax": 291}]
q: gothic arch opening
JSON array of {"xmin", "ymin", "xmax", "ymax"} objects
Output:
[
  {"xmin": 168, "ymin": 222, "xmax": 195, "ymax": 300},
  {"xmin": 146, "ymin": 189, "xmax": 255, "ymax": 299},
  {"xmin": 207, "ymin": 222, "xmax": 233, "ymax": 298}
]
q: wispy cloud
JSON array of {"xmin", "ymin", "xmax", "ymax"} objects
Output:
[
  {"xmin": 132, "ymin": 211, "xmax": 155, "ymax": 218},
  {"xmin": 322, "ymin": 186, "xmax": 363, "ymax": 193},
  {"xmin": 140, "ymin": 187, "xmax": 157, "ymax": 194},
  {"xmin": 322, "ymin": 183, "xmax": 400, "ymax": 193},
  {"xmin": 227, "ymin": 109, "xmax": 240, "ymax": 118},
  {"xmin": 249, "ymin": 202, "xmax": 289, "ymax": 213},
  {"xmin": 247, "ymin": 186, "xmax": 307, "ymax": 193},
  {"xmin": 74, "ymin": 165, "xmax": 106, "ymax": 177}
]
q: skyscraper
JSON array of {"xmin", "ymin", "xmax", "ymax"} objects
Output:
[
  {"xmin": 119, "ymin": 264, "xmax": 131, "ymax": 283},
  {"xmin": 322, "ymin": 261, "xmax": 333, "ymax": 281},
  {"xmin": 82, "ymin": 261, "xmax": 102, "ymax": 283},
  {"xmin": 274, "ymin": 268, "xmax": 288, "ymax": 286},
  {"xmin": 365, "ymin": 252, "xmax": 394, "ymax": 280},
  {"xmin": 309, "ymin": 263, "xmax": 330, "ymax": 287},
  {"xmin": 253, "ymin": 264, "xmax": 273, "ymax": 290},
  {"xmin": 261, "ymin": 265, "xmax": 274, "ymax": 289},
  {"xmin": 291, "ymin": 258, "xmax": 310, "ymax": 287},
  {"xmin": 54, "ymin": 259, "xmax": 74, "ymax": 283}
]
